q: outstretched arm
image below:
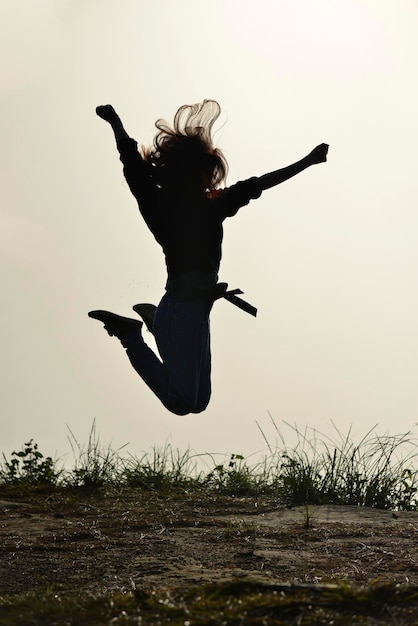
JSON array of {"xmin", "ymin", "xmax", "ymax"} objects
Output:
[
  {"xmin": 258, "ymin": 143, "xmax": 329, "ymax": 191},
  {"xmin": 96, "ymin": 104, "xmax": 130, "ymax": 144}
]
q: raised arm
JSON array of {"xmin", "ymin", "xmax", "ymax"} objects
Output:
[
  {"xmin": 258, "ymin": 143, "xmax": 329, "ymax": 191},
  {"xmin": 96, "ymin": 104, "xmax": 160, "ymax": 236},
  {"xmin": 96, "ymin": 104, "xmax": 130, "ymax": 144}
]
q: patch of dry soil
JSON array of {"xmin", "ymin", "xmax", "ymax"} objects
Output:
[{"xmin": 1, "ymin": 489, "xmax": 418, "ymax": 596}]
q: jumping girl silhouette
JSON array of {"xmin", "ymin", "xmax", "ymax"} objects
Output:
[{"xmin": 89, "ymin": 100, "xmax": 328, "ymax": 415}]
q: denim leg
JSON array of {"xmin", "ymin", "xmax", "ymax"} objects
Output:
[
  {"xmin": 122, "ymin": 292, "xmax": 212, "ymax": 415},
  {"xmin": 122, "ymin": 328, "xmax": 187, "ymax": 414},
  {"xmin": 191, "ymin": 318, "xmax": 212, "ymax": 413},
  {"xmin": 154, "ymin": 293, "xmax": 212, "ymax": 412}
]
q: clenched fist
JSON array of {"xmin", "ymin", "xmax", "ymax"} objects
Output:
[
  {"xmin": 307, "ymin": 143, "xmax": 329, "ymax": 164},
  {"xmin": 96, "ymin": 104, "xmax": 118, "ymax": 122}
]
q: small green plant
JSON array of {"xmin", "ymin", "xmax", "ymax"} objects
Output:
[
  {"xmin": 204, "ymin": 453, "xmax": 264, "ymax": 495},
  {"xmin": 1, "ymin": 440, "xmax": 61, "ymax": 485},
  {"xmin": 303, "ymin": 504, "xmax": 317, "ymax": 529}
]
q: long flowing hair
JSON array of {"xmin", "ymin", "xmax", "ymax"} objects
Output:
[{"xmin": 143, "ymin": 99, "xmax": 228, "ymax": 191}]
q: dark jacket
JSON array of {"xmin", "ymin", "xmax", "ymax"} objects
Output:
[{"xmin": 117, "ymin": 137, "xmax": 262, "ymax": 295}]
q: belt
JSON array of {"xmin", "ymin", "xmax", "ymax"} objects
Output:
[
  {"xmin": 133, "ymin": 287, "xmax": 257, "ymax": 336},
  {"xmin": 223, "ymin": 289, "xmax": 257, "ymax": 317}
]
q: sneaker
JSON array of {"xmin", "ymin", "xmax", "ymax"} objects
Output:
[
  {"xmin": 132, "ymin": 303, "xmax": 157, "ymax": 334},
  {"xmin": 88, "ymin": 310, "xmax": 142, "ymax": 339}
]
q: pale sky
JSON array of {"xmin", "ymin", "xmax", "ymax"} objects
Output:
[{"xmin": 1, "ymin": 0, "xmax": 418, "ymax": 464}]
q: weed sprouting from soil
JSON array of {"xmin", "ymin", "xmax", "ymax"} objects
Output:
[{"xmin": 1, "ymin": 439, "xmax": 62, "ymax": 486}]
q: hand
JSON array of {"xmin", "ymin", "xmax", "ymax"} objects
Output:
[
  {"xmin": 96, "ymin": 104, "xmax": 118, "ymax": 122},
  {"xmin": 307, "ymin": 143, "xmax": 329, "ymax": 164}
]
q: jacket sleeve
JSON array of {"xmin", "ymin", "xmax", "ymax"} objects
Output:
[
  {"xmin": 116, "ymin": 137, "xmax": 159, "ymax": 234},
  {"xmin": 216, "ymin": 177, "xmax": 263, "ymax": 219},
  {"xmin": 117, "ymin": 137, "xmax": 151, "ymax": 199}
]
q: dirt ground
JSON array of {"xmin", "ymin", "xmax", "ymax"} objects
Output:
[{"xmin": 1, "ymin": 487, "xmax": 418, "ymax": 597}]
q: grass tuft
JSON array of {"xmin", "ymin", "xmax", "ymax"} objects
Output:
[
  {"xmin": 121, "ymin": 443, "xmax": 203, "ymax": 491},
  {"xmin": 1, "ymin": 419, "xmax": 418, "ymax": 510},
  {"xmin": 64, "ymin": 420, "xmax": 126, "ymax": 488},
  {"xmin": 257, "ymin": 418, "xmax": 418, "ymax": 510}
]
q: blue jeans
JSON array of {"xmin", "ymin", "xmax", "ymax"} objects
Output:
[{"xmin": 121, "ymin": 292, "xmax": 213, "ymax": 415}]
